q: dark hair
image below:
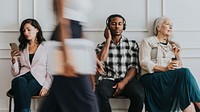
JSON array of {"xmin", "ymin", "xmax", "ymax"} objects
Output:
[
  {"xmin": 106, "ymin": 14, "xmax": 126, "ymax": 30},
  {"xmin": 18, "ymin": 18, "xmax": 45, "ymax": 51}
]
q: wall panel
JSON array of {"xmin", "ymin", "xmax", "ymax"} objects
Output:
[
  {"xmin": 0, "ymin": 0, "xmax": 200, "ymax": 111},
  {"xmin": 34, "ymin": 0, "xmax": 56, "ymax": 31},
  {"xmin": 0, "ymin": 0, "xmax": 19, "ymax": 31},
  {"xmin": 164, "ymin": 0, "xmax": 200, "ymax": 30},
  {"xmin": 87, "ymin": 0, "xmax": 148, "ymax": 31},
  {"xmin": 19, "ymin": 0, "xmax": 33, "ymax": 23}
]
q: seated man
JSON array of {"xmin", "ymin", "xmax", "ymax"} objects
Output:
[{"xmin": 95, "ymin": 14, "xmax": 144, "ymax": 112}]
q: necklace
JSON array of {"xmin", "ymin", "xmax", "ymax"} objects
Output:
[{"xmin": 155, "ymin": 36, "xmax": 168, "ymax": 52}]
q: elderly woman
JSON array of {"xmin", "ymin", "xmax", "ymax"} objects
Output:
[{"xmin": 139, "ymin": 16, "xmax": 200, "ymax": 112}]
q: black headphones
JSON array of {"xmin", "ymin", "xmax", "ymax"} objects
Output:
[{"xmin": 106, "ymin": 14, "xmax": 126, "ymax": 30}]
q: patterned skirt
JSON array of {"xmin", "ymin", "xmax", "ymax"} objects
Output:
[{"xmin": 140, "ymin": 68, "xmax": 200, "ymax": 112}]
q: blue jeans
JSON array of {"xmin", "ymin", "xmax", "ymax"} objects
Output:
[
  {"xmin": 96, "ymin": 78, "xmax": 144, "ymax": 112},
  {"xmin": 11, "ymin": 72, "xmax": 42, "ymax": 112}
]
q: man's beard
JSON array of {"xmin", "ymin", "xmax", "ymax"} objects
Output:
[{"xmin": 111, "ymin": 30, "xmax": 122, "ymax": 36}]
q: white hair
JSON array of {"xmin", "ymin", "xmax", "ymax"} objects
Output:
[{"xmin": 153, "ymin": 16, "xmax": 169, "ymax": 35}]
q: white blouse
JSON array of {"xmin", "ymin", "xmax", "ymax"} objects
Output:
[{"xmin": 64, "ymin": 0, "xmax": 93, "ymax": 24}]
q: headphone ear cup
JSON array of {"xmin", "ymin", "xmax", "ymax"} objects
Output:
[
  {"xmin": 107, "ymin": 23, "xmax": 110, "ymax": 30},
  {"xmin": 106, "ymin": 18, "xmax": 110, "ymax": 29},
  {"xmin": 123, "ymin": 18, "xmax": 126, "ymax": 30},
  {"xmin": 123, "ymin": 23, "xmax": 126, "ymax": 30}
]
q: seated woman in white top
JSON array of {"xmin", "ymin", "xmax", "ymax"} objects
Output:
[{"xmin": 139, "ymin": 16, "xmax": 200, "ymax": 112}]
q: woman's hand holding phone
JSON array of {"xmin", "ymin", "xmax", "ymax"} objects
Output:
[
  {"xmin": 10, "ymin": 50, "xmax": 20, "ymax": 64},
  {"xmin": 9, "ymin": 43, "xmax": 20, "ymax": 64}
]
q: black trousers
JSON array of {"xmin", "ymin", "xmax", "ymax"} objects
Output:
[
  {"xmin": 96, "ymin": 78, "xmax": 144, "ymax": 112},
  {"xmin": 50, "ymin": 19, "xmax": 82, "ymax": 41},
  {"xmin": 39, "ymin": 75, "xmax": 99, "ymax": 112}
]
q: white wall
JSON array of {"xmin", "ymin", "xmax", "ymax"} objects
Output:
[{"xmin": 0, "ymin": 0, "xmax": 200, "ymax": 112}]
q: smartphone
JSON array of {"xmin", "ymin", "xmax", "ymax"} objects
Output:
[
  {"xmin": 9, "ymin": 43, "xmax": 21, "ymax": 56},
  {"xmin": 9, "ymin": 43, "xmax": 19, "ymax": 51}
]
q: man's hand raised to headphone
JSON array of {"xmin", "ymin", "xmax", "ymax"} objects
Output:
[{"xmin": 104, "ymin": 27, "xmax": 112, "ymax": 41}]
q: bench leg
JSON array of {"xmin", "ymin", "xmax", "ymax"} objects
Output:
[{"xmin": 9, "ymin": 97, "xmax": 12, "ymax": 112}]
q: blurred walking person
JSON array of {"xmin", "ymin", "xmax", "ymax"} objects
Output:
[{"xmin": 39, "ymin": 0, "xmax": 99, "ymax": 112}]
